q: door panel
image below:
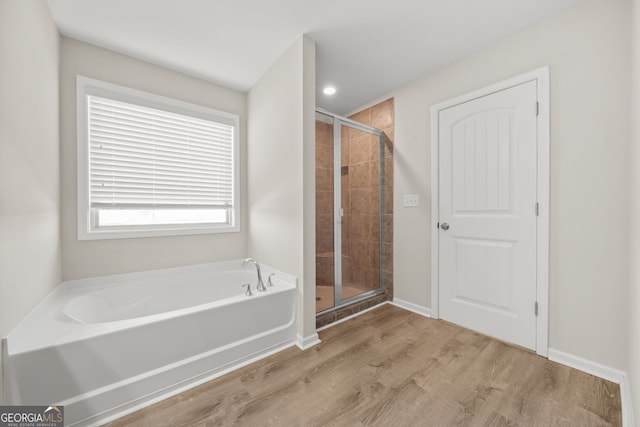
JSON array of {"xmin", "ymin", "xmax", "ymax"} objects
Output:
[
  {"xmin": 439, "ymin": 80, "xmax": 537, "ymax": 350},
  {"xmin": 315, "ymin": 112, "xmax": 336, "ymax": 313},
  {"xmin": 452, "ymin": 110, "xmax": 514, "ymax": 213},
  {"xmin": 453, "ymin": 237, "xmax": 515, "ymax": 312},
  {"xmin": 340, "ymin": 126, "xmax": 382, "ymax": 302}
]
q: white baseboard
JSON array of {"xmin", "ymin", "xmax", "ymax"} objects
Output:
[
  {"xmin": 1, "ymin": 339, "xmax": 6, "ymax": 405},
  {"xmin": 619, "ymin": 372, "xmax": 636, "ymax": 427},
  {"xmin": 548, "ymin": 348, "xmax": 635, "ymax": 427},
  {"xmin": 296, "ymin": 333, "xmax": 320, "ymax": 350},
  {"xmin": 392, "ymin": 298, "xmax": 433, "ymax": 318},
  {"xmin": 548, "ymin": 348, "xmax": 625, "ymax": 383}
]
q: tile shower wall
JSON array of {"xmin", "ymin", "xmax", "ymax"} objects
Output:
[
  {"xmin": 316, "ymin": 98, "xmax": 394, "ymax": 327},
  {"xmin": 346, "ymin": 98, "xmax": 394, "ymax": 297}
]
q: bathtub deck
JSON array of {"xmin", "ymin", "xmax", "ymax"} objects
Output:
[{"xmin": 106, "ymin": 304, "xmax": 622, "ymax": 427}]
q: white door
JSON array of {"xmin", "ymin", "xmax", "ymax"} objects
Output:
[{"xmin": 438, "ymin": 80, "xmax": 538, "ymax": 350}]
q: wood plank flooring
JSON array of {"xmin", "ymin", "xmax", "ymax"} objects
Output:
[{"xmin": 106, "ymin": 304, "xmax": 621, "ymax": 427}]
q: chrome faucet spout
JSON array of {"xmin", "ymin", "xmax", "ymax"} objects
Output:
[{"xmin": 242, "ymin": 258, "xmax": 266, "ymax": 291}]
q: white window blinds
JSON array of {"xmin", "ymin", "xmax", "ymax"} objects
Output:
[{"xmin": 88, "ymin": 95, "xmax": 234, "ymax": 210}]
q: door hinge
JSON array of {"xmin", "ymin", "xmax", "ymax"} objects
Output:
[
  {"xmin": 535, "ymin": 202, "xmax": 539, "ymax": 216},
  {"xmin": 535, "ymin": 302, "xmax": 539, "ymax": 316},
  {"xmin": 536, "ymin": 102, "xmax": 540, "ymax": 116}
]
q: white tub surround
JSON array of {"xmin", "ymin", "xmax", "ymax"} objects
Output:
[{"xmin": 2, "ymin": 260, "xmax": 297, "ymax": 426}]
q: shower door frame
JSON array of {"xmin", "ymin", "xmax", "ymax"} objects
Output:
[{"xmin": 316, "ymin": 108, "xmax": 385, "ymax": 315}]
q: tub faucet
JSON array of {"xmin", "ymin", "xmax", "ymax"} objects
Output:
[
  {"xmin": 241, "ymin": 283, "xmax": 253, "ymax": 296},
  {"xmin": 242, "ymin": 258, "xmax": 266, "ymax": 292}
]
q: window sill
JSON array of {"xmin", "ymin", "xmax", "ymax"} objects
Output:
[{"xmin": 78, "ymin": 224, "xmax": 240, "ymax": 241}]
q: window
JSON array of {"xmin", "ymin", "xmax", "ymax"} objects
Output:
[{"xmin": 77, "ymin": 76, "xmax": 240, "ymax": 240}]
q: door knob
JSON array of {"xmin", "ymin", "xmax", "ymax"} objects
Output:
[{"xmin": 441, "ymin": 223, "xmax": 450, "ymax": 230}]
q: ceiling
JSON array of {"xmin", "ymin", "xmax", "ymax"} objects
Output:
[{"xmin": 48, "ymin": 0, "xmax": 586, "ymax": 115}]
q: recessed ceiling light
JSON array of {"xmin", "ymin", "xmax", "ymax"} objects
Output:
[{"xmin": 323, "ymin": 86, "xmax": 336, "ymax": 95}]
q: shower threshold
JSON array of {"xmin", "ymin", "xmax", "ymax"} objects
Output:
[{"xmin": 316, "ymin": 286, "xmax": 385, "ymax": 316}]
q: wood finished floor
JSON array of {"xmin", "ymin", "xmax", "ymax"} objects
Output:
[{"xmin": 106, "ymin": 304, "xmax": 621, "ymax": 427}]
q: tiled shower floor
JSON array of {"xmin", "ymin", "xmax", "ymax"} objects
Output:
[{"xmin": 316, "ymin": 284, "xmax": 373, "ymax": 313}]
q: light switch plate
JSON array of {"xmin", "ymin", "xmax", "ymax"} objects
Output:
[{"xmin": 403, "ymin": 194, "xmax": 420, "ymax": 207}]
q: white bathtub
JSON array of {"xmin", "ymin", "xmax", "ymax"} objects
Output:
[{"xmin": 2, "ymin": 260, "xmax": 297, "ymax": 426}]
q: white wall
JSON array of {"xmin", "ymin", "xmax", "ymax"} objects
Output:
[
  {"xmin": 302, "ymin": 37, "xmax": 318, "ymax": 341},
  {"xmin": 390, "ymin": 0, "xmax": 630, "ymax": 370},
  {"xmin": 629, "ymin": 0, "xmax": 640, "ymax": 419},
  {"xmin": 60, "ymin": 38, "xmax": 247, "ymax": 279},
  {"xmin": 247, "ymin": 36, "xmax": 317, "ymax": 341},
  {"xmin": 0, "ymin": 1, "xmax": 61, "ymax": 403}
]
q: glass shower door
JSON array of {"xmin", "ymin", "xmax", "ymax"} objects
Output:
[
  {"xmin": 315, "ymin": 109, "xmax": 384, "ymax": 315},
  {"xmin": 315, "ymin": 112, "xmax": 336, "ymax": 313},
  {"xmin": 338, "ymin": 124, "xmax": 383, "ymax": 303}
]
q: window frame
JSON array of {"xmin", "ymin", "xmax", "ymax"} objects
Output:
[{"xmin": 76, "ymin": 75, "xmax": 240, "ymax": 240}]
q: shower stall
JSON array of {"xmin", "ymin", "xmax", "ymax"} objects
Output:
[{"xmin": 315, "ymin": 108, "xmax": 386, "ymax": 315}]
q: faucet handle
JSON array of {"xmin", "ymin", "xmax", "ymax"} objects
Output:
[
  {"xmin": 267, "ymin": 273, "xmax": 276, "ymax": 287},
  {"xmin": 241, "ymin": 283, "xmax": 253, "ymax": 296}
]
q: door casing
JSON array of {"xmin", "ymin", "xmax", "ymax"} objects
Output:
[{"xmin": 430, "ymin": 67, "xmax": 550, "ymax": 356}]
